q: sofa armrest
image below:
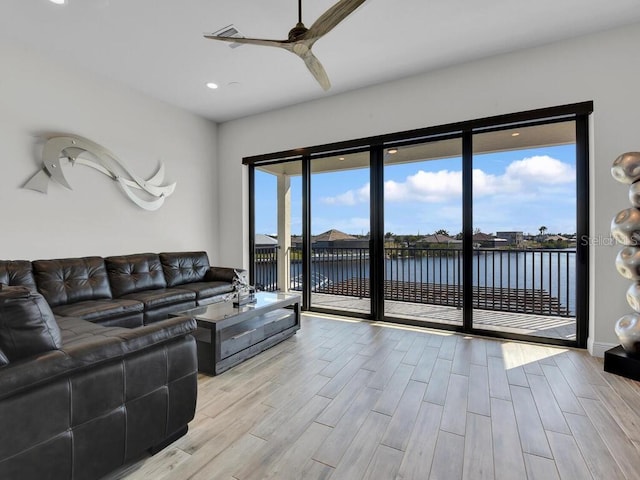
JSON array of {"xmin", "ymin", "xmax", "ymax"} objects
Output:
[
  {"xmin": 0, "ymin": 315, "xmax": 196, "ymax": 401},
  {"xmin": 205, "ymin": 266, "xmax": 246, "ymax": 284}
]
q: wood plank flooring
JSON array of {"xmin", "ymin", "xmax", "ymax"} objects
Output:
[{"xmin": 105, "ymin": 313, "xmax": 640, "ymax": 480}]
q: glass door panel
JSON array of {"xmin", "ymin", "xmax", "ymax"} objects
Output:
[
  {"xmin": 383, "ymin": 138, "xmax": 463, "ymax": 326},
  {"xmin": 472, "ymin": 122, "xmax": 577, "ymax": 341},
  {"xmin": 310, "ymin": 152, "xmax": 371, "ymax": 314},
  {"xmin": 254, "ymin": 161, "xmax": 302, "ymax": 294}
]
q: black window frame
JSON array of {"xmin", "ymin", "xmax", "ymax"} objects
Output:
[{"xmin": 246, "ymin": 101, "xmax": 592, "ymax": 348}]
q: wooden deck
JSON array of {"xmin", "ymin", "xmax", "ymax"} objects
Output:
[
  {"xmin": 319, "ymin": 279, "xmax": 571, "ymax": 317},
  {"xmin": 310, "ymin": 293, "xmax": 576, "ymax": 341}
]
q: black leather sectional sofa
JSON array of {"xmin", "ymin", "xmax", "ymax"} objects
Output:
[
  {"xmin": 26, "ymin": 251, "xmax": 238, "ymax": 328},
  {"xmin": 0, "ymin": 251, "xmax": 242, "ymax": 480}
]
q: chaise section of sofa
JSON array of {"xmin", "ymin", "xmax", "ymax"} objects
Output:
[{"xmin": 0, "ymin": 314, "xmax": 198, "ymax": 480}]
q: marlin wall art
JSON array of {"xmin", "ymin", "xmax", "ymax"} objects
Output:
[{"xmin": 23, "ymin": 135, "xmax": 176, "ymax": 211}]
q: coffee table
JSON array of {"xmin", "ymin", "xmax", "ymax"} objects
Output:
[{"xmin": 175, "ymin": 292, "xmax": 301, "ymax": 375}]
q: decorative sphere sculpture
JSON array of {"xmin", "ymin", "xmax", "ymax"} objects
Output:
[
  {"xmin": 611, "ymin": 152, "xmax": 640, "ymax": 184},
  {"xmin": 626, "ymin": 283, "xmax": 640, "ymax": 312},
  {"xmin": 614, "ymin": 313, "xmax": 640, "ymax": 354},
  {"xmin": 615, "ymin": 247, "xmax": 640, "ymax": 280},
  {"xmin": 611, "ymin": 152, "xmax": 640, "ymax": 355},
  {"xmin": 629, "ymin": 182, "xmax": 640, "ymax": 208},
  {"xmin": 611, "ymin": 208, "xmax": 640, "ymax": 245}
]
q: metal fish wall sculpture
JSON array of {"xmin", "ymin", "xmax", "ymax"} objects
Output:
[{"xmin": 23, "ymin": 135, "xmax": 176, "ymax": 211}]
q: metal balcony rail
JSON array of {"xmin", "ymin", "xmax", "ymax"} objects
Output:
[{"xmin": 254, "ymin": 245, "xmax": 575, "ymax": 317}]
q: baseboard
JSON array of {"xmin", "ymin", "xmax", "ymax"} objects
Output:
[{"xmin": 588, "ymin": 337, "xmax": 618, "ymax": 358}]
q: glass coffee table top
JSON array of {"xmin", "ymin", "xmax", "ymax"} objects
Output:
[{"xmin": 178, "ymin": 291, "xmax": 301, "ymax": 325}]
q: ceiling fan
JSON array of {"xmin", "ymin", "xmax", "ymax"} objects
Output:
[{"xmin": 204, "ymin": 0, "xmax": 367, "ymax": 90}]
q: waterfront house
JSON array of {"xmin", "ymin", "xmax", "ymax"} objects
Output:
[
  {"xmin": 416, "ymin": 233, "xmax": 462, "ymax": 249},
  {"xmin": 472, "ymin": 232, "xmax": 509, "ymax": 248},
  {"xmin": 496, "ymin": 231, "xmax": 524, "ymax": 247}
]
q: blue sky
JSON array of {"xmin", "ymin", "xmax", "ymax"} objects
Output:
[{"xmin": 255, "ymin": 144, "xmax": 576, "ymax": 236}]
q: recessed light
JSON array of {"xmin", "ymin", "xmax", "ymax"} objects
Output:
[
  {"xmin": 511, "ymin": 132, "xmax": 520, "ymax": 137},
  {"xmin": 338, "ymin": 157, "xmax": 345, "ymax": 161},
  {"xmin": 388, "ymin": 148, "xmax": 398, "ymax": 154},
  {"xmin": 206, "ymin": 82, "xmax": 219, "ymax": 90},
  {"xmin": 49, "ymin": 0, "xmax": 67, "ymax": 4}
]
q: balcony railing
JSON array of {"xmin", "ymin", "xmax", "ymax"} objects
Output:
[{"xmin": 254, "ymin": 245, "xmax": 575, "ymax": 317}]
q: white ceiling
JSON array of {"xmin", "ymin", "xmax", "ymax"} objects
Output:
[{"xmin": 2, "ymin": 0, "xmax": 640, "ymax": 123}]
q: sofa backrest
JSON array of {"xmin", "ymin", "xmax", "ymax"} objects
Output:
[
  {"xmin": 0, "ymin": 260, "xmax": 37, "ymax": 292},
  {"xmin": 159, "ymin": 251, "xmax": 210, "ymax": 287},
  {"xmin": 105, "ymin": 253, "xmax": 167, "ymax": 297},
  {"xmin": 32, "ymin": 257, "xmax": 112, "ymax": 307}
]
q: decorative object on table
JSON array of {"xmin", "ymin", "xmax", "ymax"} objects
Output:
[
  {"xmin": 232, "ymin": 269, "xmax": 257, "ymax": 306},
  {"xmin": 23, "ymin": 134, "xmax": 176, "ymax": 211}
]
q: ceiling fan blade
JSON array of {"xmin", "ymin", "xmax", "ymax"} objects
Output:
[
  {"xmin": 299, "ymin": 50, "xmax": 331, "ymax": 90},
  {"xmin": 204, "ymin": 34, "xmax": 293, "ymax": 51},
  {"xmin": 305, "ymin": 0, "xmax": 367, "ymax": 40}
]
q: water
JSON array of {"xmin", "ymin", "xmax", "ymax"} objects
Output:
[{"xmin": 256, "ymin": 249, "xmax": 576, "ymax": 315}]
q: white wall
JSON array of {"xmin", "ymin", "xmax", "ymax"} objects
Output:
[
  {"xmin": 0, "ymin": 42, "xmax": 220, "ymax": 262},
  {"xmin": 218, "ymin": 22, "xmax": 640, "ymax": 354}
]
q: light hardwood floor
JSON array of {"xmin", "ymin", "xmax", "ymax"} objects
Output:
[{"xmin": 105, "ymin": 313, "xmax": 640, "ymax": 480}]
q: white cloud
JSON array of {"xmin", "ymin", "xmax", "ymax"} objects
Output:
[
  {"xmin": 505, "ymin": 155, "xmax": 575, "ymax": 185},
  {"xmin": 322, "ymin": 190, "xmax": 357, "ymax": 206},
  {"xmin": 385, "ymin": 168, "xmax": 505, "ymax": 203},
  {"xmin": 323, "ymin": 155, "xmax": 575, "ymax": 206},
  {"xmin": 321, "ymin": 183, "xmax": 370, "ymax": 205}
]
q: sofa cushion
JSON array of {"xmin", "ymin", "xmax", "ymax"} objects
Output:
[
  {"xmin": 0, "ymin": 285, "xmax": 62, "ymax": 361},
  {"xmin": 206, "ymin": 266, "xmax": 243, "ymax": 284},
  {"xmin": 105, "ymin": 253, "xmax": 167, "ymax": 298},
  {"xmin": 0, "ymin": 349, "xmax": 8, "ymax": 367},
  {"xmin": 142, "ymin": 301, "xmax": 197, "ymax": 324},
  {"xmin": 0, "ymin": 261, "xmax": 37, "ymax": 292},
  {"xmin": 0, "ymin": 315, "xmax": 196, "ymax": 402},
  {"xmin": 121, "ymin": 288, "xmax": 196, "ymax": 310},
  {"xmin": 33, "ymin": 257, "xmax": 112, "ymax": 307},
  {"xmin": 174, "ymin": 281, "xmax": 234, "ymax": 302},
  {"xmin": 159, "ymin": 252, "xmax": 210, "ymax": 287},
  {"xmin": 52, "ymin": 299, "xmax": 144, "ymax": 323}
]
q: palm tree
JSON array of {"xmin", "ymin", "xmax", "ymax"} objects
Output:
[{"xmin": 538, "ymin": 226, "xmax": 548, "ymax": 237}]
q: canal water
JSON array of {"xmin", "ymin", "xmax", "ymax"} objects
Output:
[{"xmin": 256, "ymin": 250, "xmax": 576, "ymax": 315}]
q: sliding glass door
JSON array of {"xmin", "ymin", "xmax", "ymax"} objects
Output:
[
  {"xmin": 252, "ymin": 160, "xmax": 302, "ymax": 294},
  {"xmin": 310, "ymin": 152, "xmax": 371, "ymax": 315},
  {"xmin": 248, "ymin": 103, "xmax": 590, "ymax": 348},
  {"xmin": 383, "ymin": 138, "xmax": 464, "ymax": 326},
  {"xmin": 471, "ymin": 121, "xmax": 578, "ymax": 342}
]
